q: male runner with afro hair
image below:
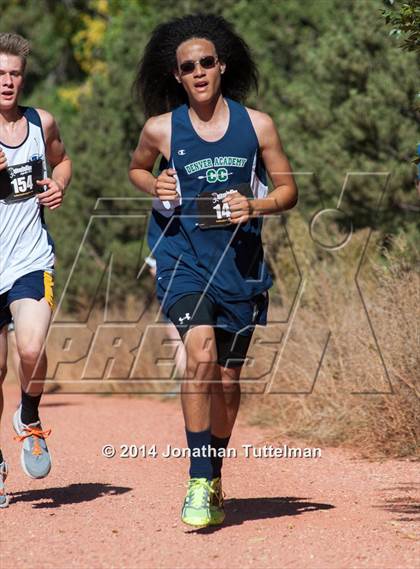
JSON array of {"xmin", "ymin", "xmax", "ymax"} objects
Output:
[{"xmin": 129, "ymin": 13, "xmax": 297, "ymax": 527}]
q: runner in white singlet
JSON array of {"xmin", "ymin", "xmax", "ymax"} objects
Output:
[
  {"xmin": 0, "ymin": 33, "xmax": 72, "ymax": 509},
  {"xmin": 0, "ymin": 106, "xmax": 55, "ymax": 294}
]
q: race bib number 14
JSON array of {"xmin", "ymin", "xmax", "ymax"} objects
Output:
[{"xmin": 197, "ymin": 183, "xmax": 253, "ymax": 229}]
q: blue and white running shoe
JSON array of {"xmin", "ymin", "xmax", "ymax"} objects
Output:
[
  {"xmin": 0, "ymin": 460, "xmax": 9, "ymax": 508},
  {"xmin": 13, "ymin": 406, "xmax": 52, "ymax": 479}
]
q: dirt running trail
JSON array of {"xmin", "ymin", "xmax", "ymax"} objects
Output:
[{"xmin": 0, "ymin": 381, "xmax": 418, "ymax": 569}]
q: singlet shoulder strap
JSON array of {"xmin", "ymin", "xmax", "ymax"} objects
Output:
[
  {"xmin": 22, "ymin": 107, "xmax": 46, "ymax": 145},
  {"xmin": 170, "ymin": 104, "xmax": 187, "ymax": 163},
  {"xmin": 171, "ymin": 103, "xmax": 188, "ymax": 129}
]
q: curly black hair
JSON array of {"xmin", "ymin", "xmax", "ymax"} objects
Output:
[{"xmin": 134, "ymin": 13, "xmax": 258, "ymax": 117}]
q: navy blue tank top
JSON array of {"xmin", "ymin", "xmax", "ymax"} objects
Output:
[{"xmin": 148, "ymin": 97, "xmax": 273, "ymax": 313}]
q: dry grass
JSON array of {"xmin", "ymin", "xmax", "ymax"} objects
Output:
[{"xmin": 243, "ymin": 217, "xmax": 419, "ymax": 458}]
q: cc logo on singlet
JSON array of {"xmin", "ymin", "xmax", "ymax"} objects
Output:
[{"xmin": 206, "ymin": 168, "xmax": 229, "ymax": 183}]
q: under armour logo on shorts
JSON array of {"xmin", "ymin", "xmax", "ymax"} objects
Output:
[{"xmin": 178, "ymin": 313, "xmax": 191, "ymax": 324}]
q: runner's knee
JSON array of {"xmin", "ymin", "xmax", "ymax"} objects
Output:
[
  {"xmin": 18, "ymin": 343, "xmax": 44, "ymax": 366},
  {"xmin": 217, "ymin": 367, "xmax": 241, "ymax": 399},
  {"xmin": 185, "ymin": 347, "xmax": 217, "ymax": 381}
]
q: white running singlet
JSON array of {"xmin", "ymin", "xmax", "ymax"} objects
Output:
[{"xmin": 0, "ymin": 107, "xmax": 54, "ymax": 295}]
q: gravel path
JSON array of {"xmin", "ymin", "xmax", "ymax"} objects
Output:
[{"xmin": 0, "ymin": 381, "xmax": 418, "ymax": 569}]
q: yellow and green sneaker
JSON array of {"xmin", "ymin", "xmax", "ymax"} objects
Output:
[
  {"xmin": 181, "ymin": 478, "xmax": 213, "ymax": 527},
  {"xmin": 209, "ymin": 477, "xmax": 225, "ymax": 525}
]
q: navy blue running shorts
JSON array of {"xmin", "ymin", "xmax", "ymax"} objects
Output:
[
  {"xmin": 167, "ymin": 291, "xmax": 268, "ymax": 368},
  {"xmin": 0, "ymin": 270, "xmax": 54, "ymax": 329}
]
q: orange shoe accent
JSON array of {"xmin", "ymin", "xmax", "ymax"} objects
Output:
[{"xmin": 15, "ymin": 427, "xmax": 52, "ymax": 456}]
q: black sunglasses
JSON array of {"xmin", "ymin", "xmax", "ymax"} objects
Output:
[{"xmin": 179, "ymin": 55, "xmax": 218, "ymax": 75}]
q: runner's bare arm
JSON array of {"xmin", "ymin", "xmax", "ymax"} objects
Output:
[
  {"xmin": 224, "ymin": 110, "xmax": 298, "ymax": 223},
  {"xmin": 249, "ymin": 110, "xmax": 298, "ymax": 215},
  {"xmin": 36, "ymin": 109, "xmax": 72, "ymax": 210},
  {"xmin": 129, "ymin": 114, "xmax": 177, "ymax": 199}
]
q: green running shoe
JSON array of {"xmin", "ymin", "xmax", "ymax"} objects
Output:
[
  {"xmin": 0, "ymin": 460, "xmax": 9, "ymax": 509},
  {"xmin": 210, "ymin": 477, "xmax": 225, "ymax": 525},
  {"xmin": 181, "ymin": 478, "xmax": 213, "ymax": 527}
]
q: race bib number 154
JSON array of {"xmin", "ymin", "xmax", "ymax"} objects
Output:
[{"xmin": 3, "ymin": 159, "xmax": 44, "ymax": 202}]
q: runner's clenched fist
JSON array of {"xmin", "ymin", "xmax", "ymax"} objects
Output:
[
  {"xmin": 223, "ymin": 191, "xmax": 252, "ymax": 224},
  {"xmin": 36, "ymin": 177, "xmax": 65, "ymax": 210},
  {"xmin": 154, "ymin": 168, "xmax": 178, "ymax": 201}
]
